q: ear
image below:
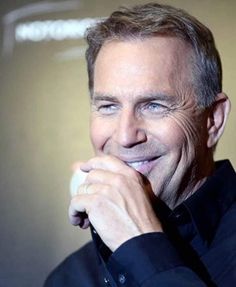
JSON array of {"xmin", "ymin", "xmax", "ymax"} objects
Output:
[{"xmin": 207, "ymin": 93, "xmax": 231, "ymax": 148}]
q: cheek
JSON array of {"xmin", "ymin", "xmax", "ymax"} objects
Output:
[
  {"xmin": 152, "ymin": 118, "xmax": 187, "ymax": 151},
  {"xmin": 90, "ymin": 116, "xmax": 112, "ymax": 154},
  {"xmin": 162, "ymin": 113, "xmax": 206, "ymax": 161}
]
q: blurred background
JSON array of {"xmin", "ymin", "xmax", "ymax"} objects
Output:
[{"xmin": 0, "ymin": 1, "xmax": 235, "ymax": 286}]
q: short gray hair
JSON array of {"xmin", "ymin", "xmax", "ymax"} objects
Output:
[{"xmin": 85, "ymin": 2, "xmax": 222, "ymax": 107}]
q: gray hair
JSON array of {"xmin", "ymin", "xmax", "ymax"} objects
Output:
[{"xmin": 85, "ymin": 2, "xmax": 222, "ymax": 107}]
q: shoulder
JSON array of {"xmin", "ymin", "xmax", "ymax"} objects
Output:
[
  {"xmin": 203, "ymin": 202, "xmax": 236, "ymax": 285},
  {"xmin": 214, "ymin": 201, "xmax": 236, "ymax": 245},
  {"xmin": 56, "ymin": 241, "xmax": 97, "ymax": 271},
  {"xmin": 44, "ymin": 241, "xmax": 102, "ymax": 287}
]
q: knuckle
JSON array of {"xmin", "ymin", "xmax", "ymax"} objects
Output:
[
  {"xmin": 113, "ymin": 173, "xmax": 125, "ymax": 186},
  {"xmin": 100, "ymin": 155, "xmax": 111, "ymax": 164},
  {"xmin": 71, "ymin": 196, "xmax": 78, "ymax": 206},
  {"xmin": 92, "ymin": 185, "xmax": 111, "ymax": 206},
  {"xmin": 103, "ymin": 184, "xmax": 111, "ymax": 194},
  {"xmin": 92, "ymin": 194, "xmax": 106, "ymax": 209},
  {"xmin": 86, "ymin": 169, "xmax": 96, "ymax": 181}
]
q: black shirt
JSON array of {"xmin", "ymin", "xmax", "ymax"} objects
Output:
[{"xmin": 44, "ymin": 160, "xmax": 236, "ymax": 286}]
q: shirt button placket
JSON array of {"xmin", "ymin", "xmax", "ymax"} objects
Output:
[
  {"xmin": 104, "ymin": 277, "xmax": 110, "ymax": 286},
  {"xmin": 118, "ymin": 274, "xmax": 126, "ymax": 285}
]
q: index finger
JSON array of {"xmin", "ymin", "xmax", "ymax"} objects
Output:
[{"xmin": 80, "ymin": 155, "xmax": 131, "ymax": 174}]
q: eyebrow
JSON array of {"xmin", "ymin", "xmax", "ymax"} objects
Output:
[
  {"xmin": 92, "ymin": 93, "xmax": 119, "ymax": 103},
  {"xmin": 92, "ymin": 91, "xmax": 176, "ymax": 104}
]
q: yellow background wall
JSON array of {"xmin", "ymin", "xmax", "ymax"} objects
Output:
[{"xmin": 0, "ymin": 1, "xmax": 235, "ymax": 286}]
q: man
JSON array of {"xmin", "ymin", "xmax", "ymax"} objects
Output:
[{"xmin": 44, "ymin": 3, "xmax": 236, "ymax": 286}]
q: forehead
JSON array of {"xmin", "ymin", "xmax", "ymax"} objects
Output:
[{"xmin": 93, "ymin": 37, "xmax": 194, "ymax": 100}]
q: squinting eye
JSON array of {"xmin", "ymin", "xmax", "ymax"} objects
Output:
[
  {"xmin": 147, "ymin": 102, "xmax": 160, "ymax": 110},
  {"xmin": 145, "ymin": 102, "xmax": 165, "ymax": 112},
  {"xmin": 98, "ymin": 104, "xmax": 118, "ymax": 115}
]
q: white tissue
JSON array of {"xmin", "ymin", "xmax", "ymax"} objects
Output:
[{"xmin": 70, "ymin": 169, "xmax": 88, "ymax": 197}]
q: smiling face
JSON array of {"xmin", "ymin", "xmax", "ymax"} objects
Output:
[{"xmin": 90, "ymin": 37, "xmax": 214, "ymax": 208}]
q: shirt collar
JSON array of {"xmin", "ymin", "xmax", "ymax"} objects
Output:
[{"xmin": 171, "ymin": 160, "xmax": 236, "ymax": 244}]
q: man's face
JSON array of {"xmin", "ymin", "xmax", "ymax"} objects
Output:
[{"xmin": 90, "ymin": 37, "xmax": 209, "ymax": 208}]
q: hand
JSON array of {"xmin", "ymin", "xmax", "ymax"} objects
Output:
[{"xmin": 69, "ymin": 155, "xmax": 163, "ymax": 251}]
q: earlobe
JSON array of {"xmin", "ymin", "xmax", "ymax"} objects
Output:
[{"xmin": 207, "ymin": 93, "xmax": 231, "ymax": 148}]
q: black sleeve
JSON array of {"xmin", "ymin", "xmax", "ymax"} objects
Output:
[{"xmin": 106, "ymin": 232, "xmax": 207, "ymax": 287}]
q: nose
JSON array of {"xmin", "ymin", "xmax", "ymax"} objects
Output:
[{"xmin": 114, "ymin": 108, "xmax": 147, "ymax": 148}]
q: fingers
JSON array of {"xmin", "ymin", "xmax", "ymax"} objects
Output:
[
  {"xmin": 68, "ymin": 155, "xmax": 146, "ymax": 235},
  {"xmin": 70, "ymin": 156, "xmax": 131, "ymax": 198},
  {"xmin": 69, "ymin": 183, "xmax": 111, "ymax": 229},
  {"xmin": 73, "ymin": 182, "xmax": 110, "ymax": 197},
  {"xmin": 70, "ymin": 170, "xmax": 88, "ymax": 197},
  {"xmin": 71, "ymin": 161, "xmax": 86, "ymax": 172},
  {"xmin": 80, "ymin": 155, "xmax": 131, "ymax": 174},
  {"xmin": 68, "ymin": 205, "xmax": 90, "ymax": 229},
  {"xmin": 69, "ymin": 192, "xmax": 91, "ymax": 229}
]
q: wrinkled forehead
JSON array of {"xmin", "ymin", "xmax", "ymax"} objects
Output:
[{"xmin": 93, "ymin": 37, "xmax": 195, "ymax": 100}]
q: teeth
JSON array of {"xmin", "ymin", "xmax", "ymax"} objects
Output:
[{"xmin": 127, "ymin": 160, "xmax": 149, "ymax": 169}]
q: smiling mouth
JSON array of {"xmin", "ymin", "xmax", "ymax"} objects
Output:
[
  {"xmin": 124, "ymin": 157, "xmax": 160, "ymax": 174},
  {"xmin": 126, "ymin": 160, "xmax": 150, "ymax": 169}
]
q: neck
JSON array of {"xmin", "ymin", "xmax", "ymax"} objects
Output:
[{"xmin": 170, "ymin": 155, "xmax": 215, "ymax": 209}]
